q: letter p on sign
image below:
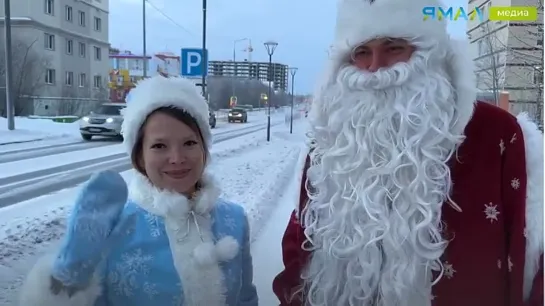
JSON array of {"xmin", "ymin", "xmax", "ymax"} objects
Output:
[
  {"xmin": 187, "ymin": 51, "xmax": 201, "ymax": 74},
  {"xmin": 180, "ymin": 48, "xmax": 208, "ymax": 77}
]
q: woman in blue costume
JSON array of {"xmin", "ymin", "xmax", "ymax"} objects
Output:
[{"xmin": 19, "ymin": 76, "xmax": 259, "ymax": 306}]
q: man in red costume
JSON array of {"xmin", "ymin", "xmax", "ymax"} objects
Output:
[{"xmin": 272, "ymin": 0, "xmax": 544, "ymax": 305}]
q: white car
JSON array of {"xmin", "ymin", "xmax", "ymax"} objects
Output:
[{"xmin": 79, "ymin": 103, "xmax": 126, "ymax": 140}]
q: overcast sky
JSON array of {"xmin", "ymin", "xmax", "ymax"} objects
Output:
[{"xmin": 110, "ymin": 0, "xmax": 467, "ymax": 94}]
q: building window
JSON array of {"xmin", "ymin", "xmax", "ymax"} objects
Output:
[
  {"xmin": 65, "ymin": 5, "xmax": 72, "ymax": 21},
  {"xmin": 94, "ymin": 17, "xmax": 102, "ymax": 31},
  {"xmin": 79, "ymin": 42, "xmax": 86, "ymax": 57},
  {"xmin": 534, "ymin": 66, "xmax": 543, "ymax": 84},
  {"xmin": 478, "ymin": 39, "xmax": 485, "ymax": 56},
  {"xmin": 130, "ymin": 59, "xmax": 142, "ymax": 70},
  {"xmin": 78, "ymin": 11, "xmax": 86, "ymax": 26},
  {"xmin": 66, "ymin": 39, "xmax": 73, "ymax": 55},
  {"xmin": 45, "ymin": 69, "xmax": 55, "ymax": 84},
  {"xmin": 44, "ymin": 33, "xmax": 55, "ymax": 50},
  {"xmin": 65, "ymin": 71, "xmax": 73, "ymax": 86},
  {"xmin": 93, "ymin": 75, "xmax": 102, "ymax": 88},
  {"xmin": 45, "ymin": 0, "xmax": 54, "ymax": 15},
  {"xmin": 94, "ymin": 46, "xmax": 101, "ymax": 60},
  {"xmin": 79, "ymin": 73, "xmax": 86, "ymax": 87}
]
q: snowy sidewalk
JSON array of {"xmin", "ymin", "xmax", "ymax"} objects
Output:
[
  {"xmin": 252, "ymin": 143, "xmax": 308, "ymax": 305},
  {"xmin": 0, "ymin": 117, "xmax": 81, "ymax": 145},
  {"xmin": 0, "ymin": 120, "xmax": 308, "ymax": 305}
]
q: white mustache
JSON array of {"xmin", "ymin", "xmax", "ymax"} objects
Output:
[{"xmin": 337, "ymin": 61, "xmax": 414, "ymax": 90}]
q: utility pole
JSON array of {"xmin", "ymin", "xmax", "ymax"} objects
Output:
[
  {"xmin": 4, "ymin": 0, "xmax": 15, "ymax": 130},
  {"xmin": 289, "ymin": 67, "xmax": 297, "ymax": 134},
  {"xmin": 201, "ymin": 0, "xmax": 207, "ymax": 98},
  {"xmin": 142, "ymin": 0, "xmax": 147, "ymax": 78},
  {"xmin": 232, "ymin": 38, "xmax": 248, "ymax": 100},
  {"xmin": 264, "ymin": 41, "xmax": 278, "ymax": 142}
]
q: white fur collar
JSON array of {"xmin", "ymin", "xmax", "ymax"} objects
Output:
[
  {"xmin": 129, "ymin": 171, "xmax": 221, "ymax": 219},
  {"xmin": 128, "ymin": 171, "xmax": 239, "ymax": 305}
]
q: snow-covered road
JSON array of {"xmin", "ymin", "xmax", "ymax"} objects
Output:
[
  {"xmin": 0, "ymin": 118, "xmax": 308, "ymax": 305},
  {"xmin": 0, "ymin": 113, "xmax": 289, "ymax": 207}
]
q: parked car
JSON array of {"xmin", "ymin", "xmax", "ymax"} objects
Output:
[
  {"xmin": 79, "ymin": 103, "xmax": 125, "ymax": 141},
  {"xmin": 209, "ymin": 111, "xmax": 216, "ymax": 128},
  {"xmin": 228, "ymin": 108, "xmax": 248, "ymax": 123}
]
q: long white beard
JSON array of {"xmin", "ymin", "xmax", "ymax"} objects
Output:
[{"xmin": 300, "ymin": 49, "xmax": 466, "ymax": 306}]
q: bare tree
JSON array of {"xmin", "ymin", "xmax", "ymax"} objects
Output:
[
  {"xmin": 475, "ymin": 1, "xmax": 543, "ymax": 125},
  {"xmin": 505, "ymin": 0, "xmax": 543, "ymax": 126},
  {"xmin": 0, "ymin": 37, "xmax": 51, "ymax": 116},
  {"xmin": 474, "ymin": 22, "xmax": 507, "ymax": 105}
]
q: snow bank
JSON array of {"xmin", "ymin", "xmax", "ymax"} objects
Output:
[{"xmin": 0, "ymin": 117, "xmax": 80, "ymax": 145}]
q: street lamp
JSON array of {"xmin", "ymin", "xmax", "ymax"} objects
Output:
[
  {"xmin": 201, "ymin": 0, "xmax": 208, "ymax": 98},
  {"xmin": 142, "ymin": 0, "xmax": 147, "ymax": 78},
  {"xmin": 264, "ymin": 41, "xmax": 278, "ymax": 142},
  {"xmin": 3, "ymin": 0, "xmax": 15, "ymax": 130},
  {"xmin": 232, "ymin": 38, "xmax": 248, "ymax": 99},
  {"xmin": 288, "ymin": 67, "xmax": 297, "ymax": 134}
]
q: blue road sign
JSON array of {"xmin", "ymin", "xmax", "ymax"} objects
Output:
[{"xmin": 180, "ymin": 48, "xmax": 208, "ymax": 77}]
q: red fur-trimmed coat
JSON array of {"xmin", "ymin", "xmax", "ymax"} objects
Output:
[{"xmin": 273, "ymin": 102, "xmax": 544, "ymax": 306}]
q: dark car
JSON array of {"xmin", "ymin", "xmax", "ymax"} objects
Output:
[
  {"xmin": 209, "ymin": 111, "xmax": 216, "ymax": 128},
  {"xmin": 228, "ymin": 108, "xmax": 248, "ymax": 123}
]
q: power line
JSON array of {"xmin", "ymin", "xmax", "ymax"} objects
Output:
[{"xmin": 145, "ymin": 0, "xmax": 196, "ymax": 37}]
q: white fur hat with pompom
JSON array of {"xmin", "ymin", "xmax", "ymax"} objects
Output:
[{"xmin": 121, "ymin": 76, "xmax": 212, "ymax": 155}]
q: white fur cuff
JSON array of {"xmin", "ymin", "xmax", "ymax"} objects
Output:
[{"xmin": 19, "ymin": 254, "xmax": 102, "ymax": 306}]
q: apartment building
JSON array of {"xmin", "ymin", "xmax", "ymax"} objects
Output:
[
  {"xmin": 0, "ymin": 0, "xmax": 110, "ymax": 112},
  {"xmin": 467, "ymin": 0, "xmax": 543, "ymax": 121},
  {"xmin": 108, "ymin": 50, "xmax": 181, "ymax": 102},
  {"xmin": 208, "ymin": 60, "xmax": 289, "ymax": 91}
]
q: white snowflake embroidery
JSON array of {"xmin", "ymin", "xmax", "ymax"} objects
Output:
[
  {"xmin": 508, "ymin": 256, "xmax": 513, "ymax": 272},
  {"xmin": 144, "ymin": 213, "xmax": 161, "ymax": 238},
  {"xmin": 223, "ymin": 215, "xmax": 237, "ymax": 230},
  {"xmin": 510, "ymin": 133, "xmax": 517, "ymax": 144},
  {"xmin": 108, "ymin": 249, "xmax": 154, "ymax": 297},
  {"xmin": 511, "ymin": 178, "xmax": 520, "ymax": 190},
  {"xmin": 484, "ymin": 203, "xmax": 500, "ymax": 223},
  {"xmin": 443, "ymin": 261, "xmax": 456, "ymax": 279},
  {"xmin": 143, "ymin": 282, "xmax": 159, "ymax": 299},
  {"xmin": 497, "ymin": 259, "xmax": 502, "ymax": 269},
  {"xmin": 499, "ymin": 139, "xmax": 505, "ymax": 155}
]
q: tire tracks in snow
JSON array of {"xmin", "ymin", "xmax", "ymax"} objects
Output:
[{"xmin": 0, "ymin": 122, "xmax": 283, "ymax": 208}]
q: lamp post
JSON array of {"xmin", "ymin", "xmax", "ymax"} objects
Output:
[
  {"xmin": 288, "ymin": 67, "xmax": 297, "ymax": 134},
  {"xmin": 3, "ymin": 0, "xmax": 14, "ymax": 130},
  {"xmin": 232, "ymin": 38, "xmax": 248, "ymax": 99},
  {"xmin": 142, "ymin": 0, "xmax": 147, "ymax": 78},
  {"xmin": 201, "ymin": 0, "xmax": 208, "ymax": 98},
  {"xmin": 264, "ymin": 41, "xmax": 278, "ymax": 142}
]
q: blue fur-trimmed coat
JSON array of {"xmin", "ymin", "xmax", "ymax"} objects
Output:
[{"xmin": 19, "ymin": 173, "xmax": 259, "ymax": 306}]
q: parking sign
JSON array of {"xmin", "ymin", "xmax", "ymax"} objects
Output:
[{"xmin": 180, "ymin": 48, "xmax": 208, "ymax": 77}]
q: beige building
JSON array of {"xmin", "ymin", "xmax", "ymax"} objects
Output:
[
  {"xmin": 0, "ymin": 0, "xmax": 110, "ymax": 115},
  {"xmin": 467, "ymin": 0, "xmax": 543, "ymax": 124}
]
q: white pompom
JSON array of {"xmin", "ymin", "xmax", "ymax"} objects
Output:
[
  {"xmin": 215, "ymin": 236, "xmax": 239, "ymax": 262},
  {"xmin": 193, "ymin": 242, "xmax": 217, "ymax": 266}
]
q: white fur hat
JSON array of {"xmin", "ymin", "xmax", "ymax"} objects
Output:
[
  {"xmin": 328, "ymin": 0, "xmax": 476, "ymax": 134},
  {"xmin": 121, "ymin": 76, "xmax": 212, "ymax": 155}
]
